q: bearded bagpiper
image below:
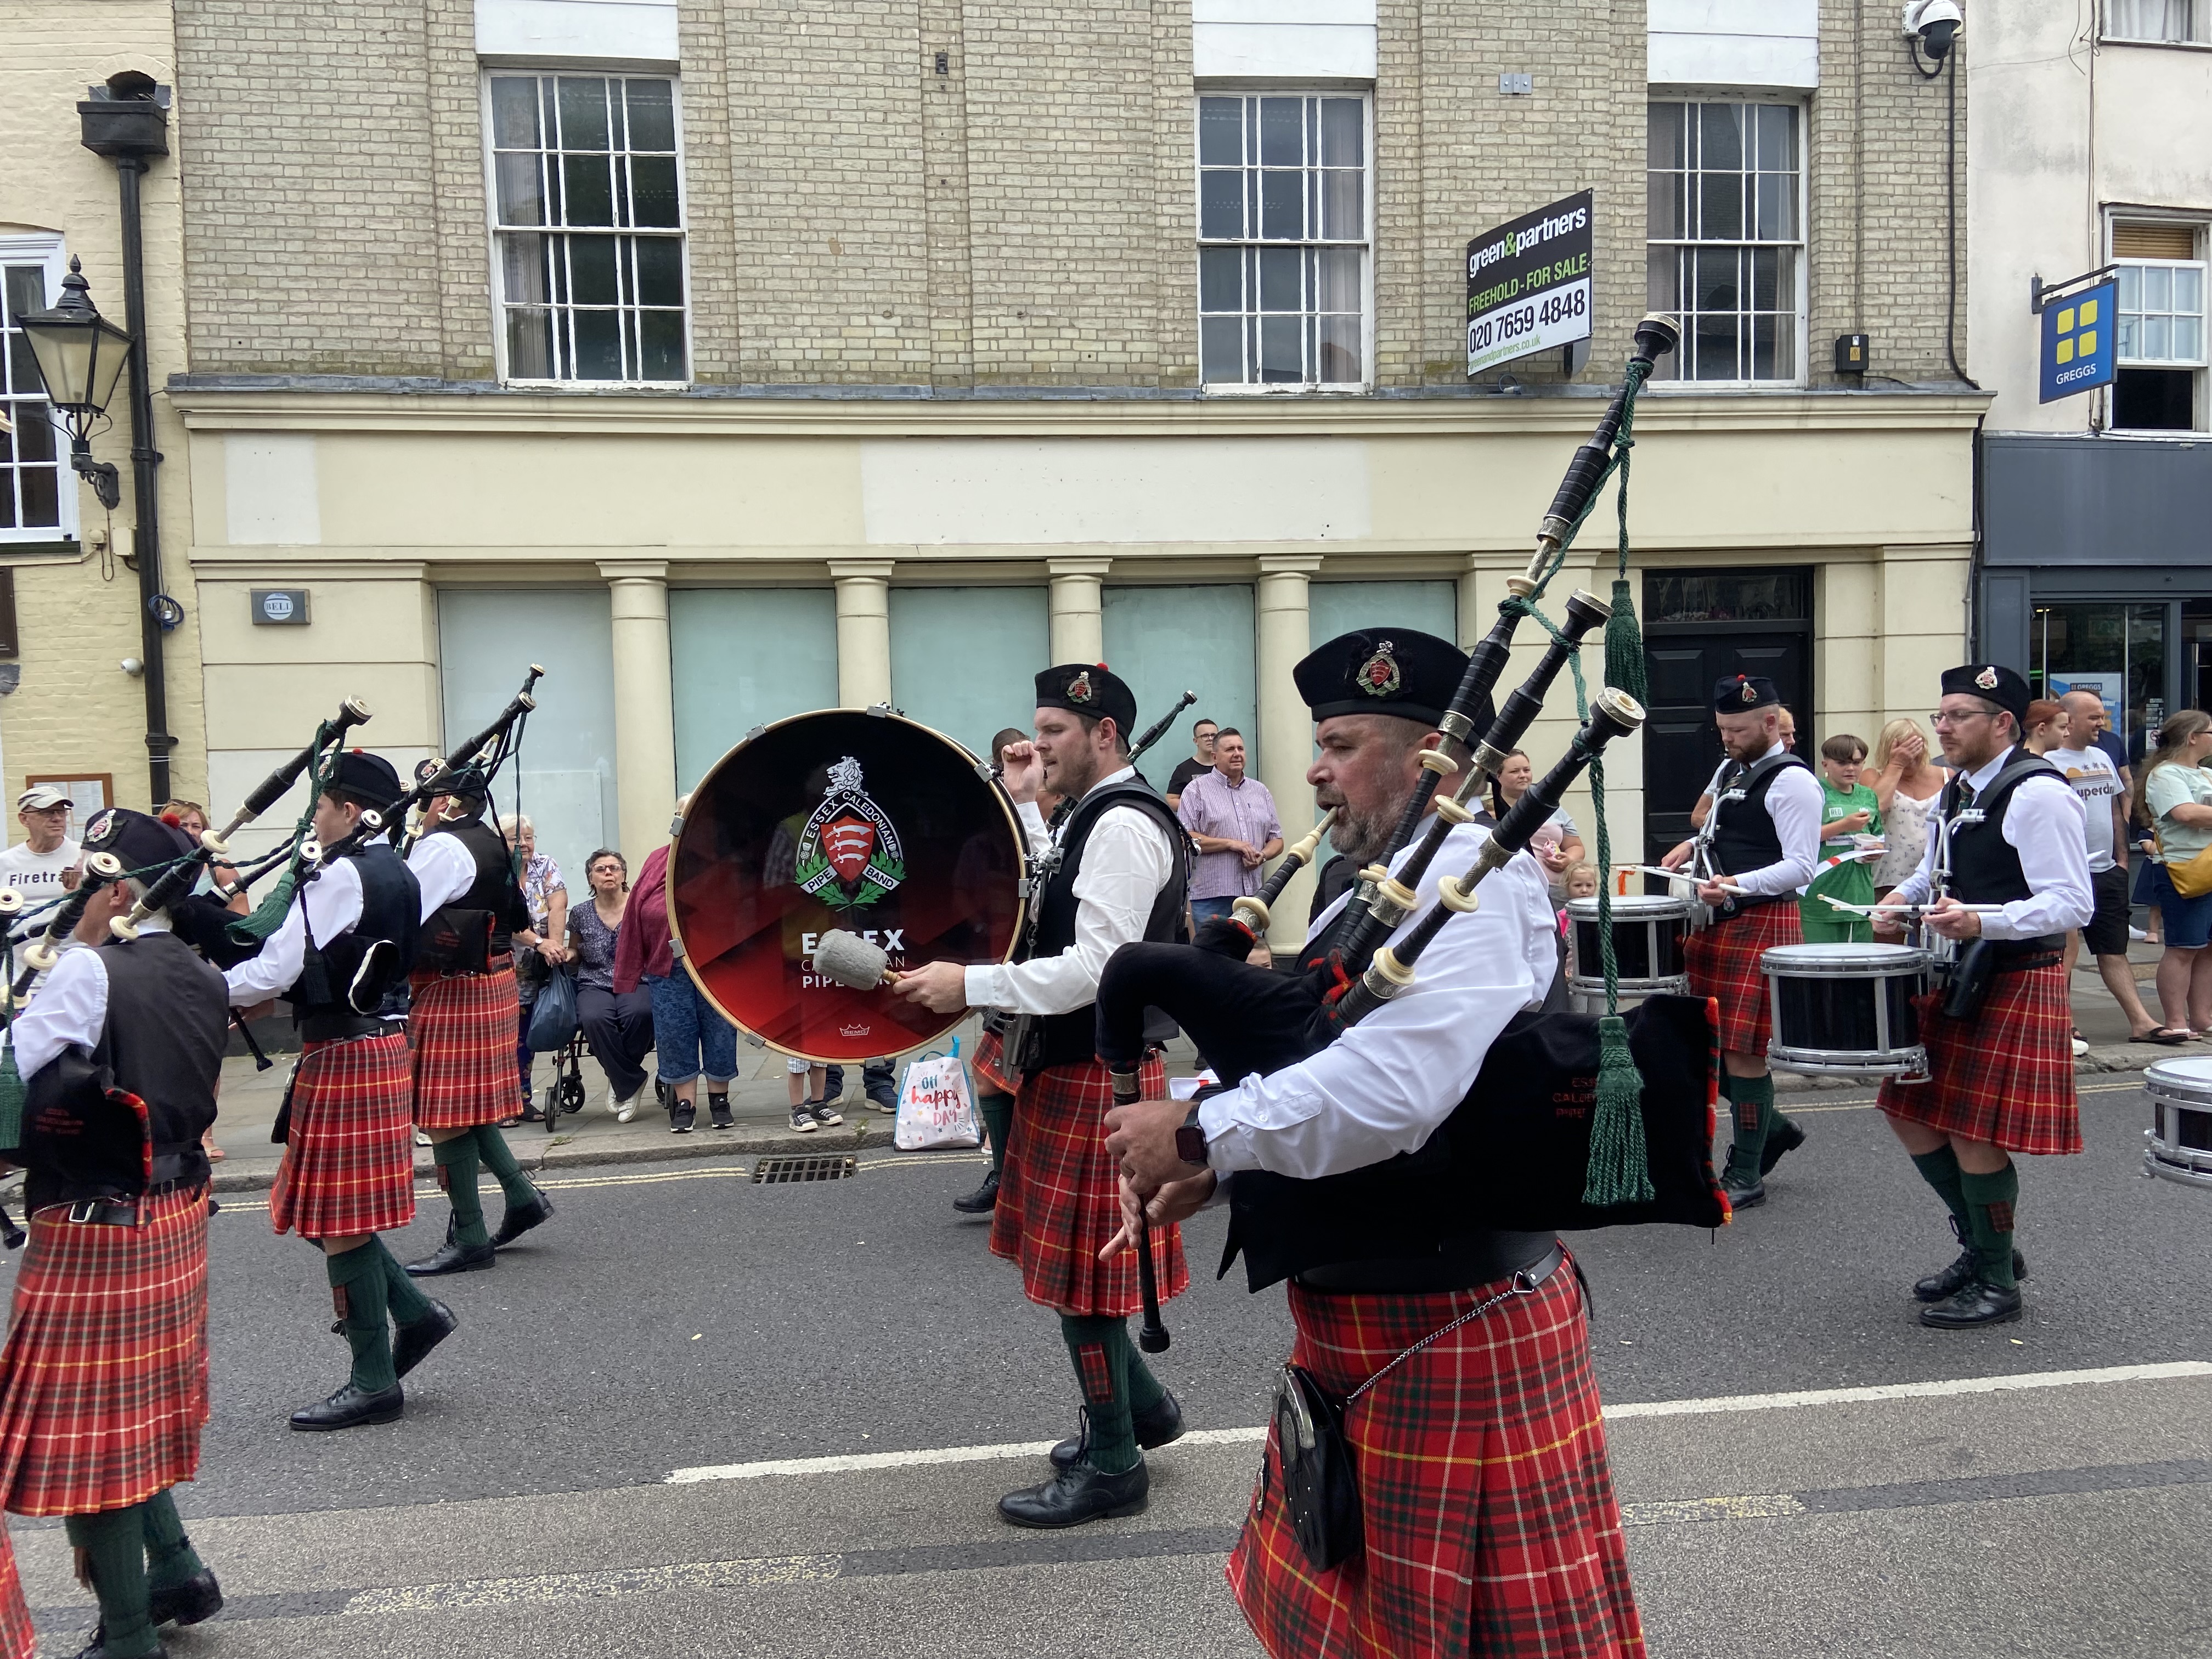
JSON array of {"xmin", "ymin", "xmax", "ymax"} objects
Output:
[
  {"xmin": 0, "ymin": 808, "xmax": 227, "ymax": 1657},
  {"xmin": 223, "ymin": 752, "xmax": 461, "ymax": 1431},
  {"xmin": 1874, "ymin": 663, "xmax": 2092, "ymax": 1327},
  {"xmin": 891, "ymin": 663, "xmax": 1193, "ymax": 1528}
]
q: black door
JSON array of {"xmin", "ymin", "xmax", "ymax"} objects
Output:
[{"xmin": 1641, "ymin": 570, "xmax": 1814, "ymax": 863}]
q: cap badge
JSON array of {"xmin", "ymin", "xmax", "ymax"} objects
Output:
[
  {"xmin": 1974, "ymin": 665, "xmax": 1999, "ymax": 690},
  {"xmin": 1358, "ymin": 640, "xmax": 1402, "ymax": 699},
  {"xmin": 82, "ymin": 809, "xmax": 115, "ymax": 847},
  {"xmin": 1739, "ymin": 679, "xmax": 1757, "ymax": 704},
  {"xmin": 1066, "ymin": 670, "xmax": 1094, "ymax": 705}
]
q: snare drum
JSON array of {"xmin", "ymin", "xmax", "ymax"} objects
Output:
[
  {"xmin": 2143, "ymin": 1057, "xmax": 2212, "ymax": 1189},
  {"xmin": 1762, "ymin": 943, "xmax": 1931, "ymax": 1079},
  {"xmin": 1567, "ymin": 894, "xmax": 1691, "ymax": 996}
]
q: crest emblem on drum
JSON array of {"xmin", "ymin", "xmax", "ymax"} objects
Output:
[
  {"xmin": 1066, "ymin": 670, "xmax": 1094, "ymax": 704},
  {"xmin": 794, "ymin": 756, "xmax": 906, "ymax": 911},
  {"xmin": 1358, "ymin": 641, "xmax": 1402, "ymax": 698},
  {"xmin": 1974, "ymin": 665, "xmax": 1998, "ymax": 690}
]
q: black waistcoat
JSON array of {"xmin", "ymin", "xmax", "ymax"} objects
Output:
[
  {"xmin": 94, "ymin": 932, "xmax": 226, "ymax": 1187},
  {"xmin": 295, "ymin": 843, "xmax": 421, "ymax": 1029},
  {"xmin": 1708, "ymin": 750, "xmax": 1809, "ymax": 878},
  {"xmin": 1944, "ymin": 749, "xmax": 2066, "ymax": 953},
  {"xmin": 421, "ymin": 818, "xmax": 529, "ymax": 957},
  {"xmin": 1023, "ymin": 777, "xmax": 1189, "ymax": 1070}
]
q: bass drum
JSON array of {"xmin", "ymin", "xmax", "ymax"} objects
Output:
[{"xmin": 668, "ymin": 710, "xmax": 1027, "ymax": 1063}]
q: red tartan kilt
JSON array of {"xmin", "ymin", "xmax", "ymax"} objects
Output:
[
  {"xmin": 972, "ymin": 1027, "xmax": 1014, "ymax": 1097},
  {"xmin": 0, "ymin": 1532, "xmax": 29, "ymax": 1659},
  {"xmin": 0, "ymin": 1187, "xmax": 210, "ymax": 1518},
  {"xmin": 1878, "ymin": 962, "xmax": 2081, "ymax": 1154},
  {"xmin": 1228, "ymin": 1260, "xmax": 1644, "ymax": 1659},
  {"xmin": 990, "ymin": 1057, "xmax": 1189, "ymax": 1318},
  {"xmin": 272, "ymin": 1031, "xmax": 418, "ymax": 1238},
  {"xmin": 410, "ymin": 964, "xmax": 522, "ymax": 1129},
  {"xmin": 1684, "ymin": 902, "xmax": 1801, "ymax": 1057}
]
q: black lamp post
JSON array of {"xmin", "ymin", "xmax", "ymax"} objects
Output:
[{"xmin": 16, "ymin": 257, "xmax": 133, "ymax": 511}]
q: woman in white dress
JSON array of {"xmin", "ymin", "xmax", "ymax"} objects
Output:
[{"xmin": 1870, "ymin": 717, "xmax": 1948, "ymax": 899}]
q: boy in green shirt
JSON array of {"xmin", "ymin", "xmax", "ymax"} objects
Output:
[{"xmin": 1802, "ymin": 733, "xmax": 1883, "ymax": 943}]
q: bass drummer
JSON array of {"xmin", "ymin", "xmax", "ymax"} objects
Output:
[
  {"xmin": 1871, "ymin": 664, "xmax": 2091, "ymax": 1329},
  {"xmin": 1660, "ymin": 675, "xmax": 1822, "ymax": 1209}
]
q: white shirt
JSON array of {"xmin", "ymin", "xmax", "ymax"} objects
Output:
[
  {"xmin": 8, "ymin": 917, "xmax": 174, "ymax": 1081},
  {"xmin": 224, "ymin": 856, "xmax": 367, "ymax": 1004},
  {"xmin": 2048, "ymin": 745, "xmax": 2122, "ymax": 873},
  {"xmin": 1697, "ymin": 743, "xmax": 1823, "ymax": 896},
  {"xmin": 1197, "ymin": 821, "xmax": 1558, "ymax": 1180},
  {"xmin": 1889, "ymin": 750, "xmax": 2093, "ymax": 940},
  {"xmin": 963, "ymin": 766, "xmax": 1177, "ymax": 1015},
  {"xmin": 406, "ymin": 832, "xmax": 478, "ymax": 919},
  {"xmin": 0, "ymin": 838, "xmax": 80, "ymax": 907}
]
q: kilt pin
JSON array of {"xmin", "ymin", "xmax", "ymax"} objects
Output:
[
  {"xmin": 1684, "ymin": 901, "xmax": 1801, "ymax": 1056},
  {"xmin": 990, "ymin": 1056, "xmax": 1188, "ymax": 1318},
  {"xmin": 409, "ymin": 962, "xmax": 521, "ymax": 1129},
  {"xmin": 0, "ymin": 1187, "xmax": 211, "ymax": 1519},
  {"xmin": 271, "ymin": 1030, "xmax": 417, "ymax": 1238},
  {"xmin": 1228, "ymin": 1260, "xmax": 1643, "ymax": 1659},
  {"xmin": 1878, "ymin": 963, "xmax": 2081, "ymax": 1155}
]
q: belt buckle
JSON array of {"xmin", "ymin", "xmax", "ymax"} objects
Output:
[{"xmin": 65, "ymin": 1199, "xmax": 101, "ymax": 1225}]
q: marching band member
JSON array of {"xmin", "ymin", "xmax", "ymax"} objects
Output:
[
  {"xmin": 0, "ymin": 809, "xmax": 226, "ymax": 1656},
  {"xmin": 222, "ymin": 753, "xmax": 459, "ymax": 1431},
  {"xmin": 1874, "ymin": 664, "xmax": 2091, "ymax": 1328},
  {"xmin": 893, "ymin": 664, "xmax": 1192, "ymax": 1530},
  {"xmin": 402, "ymin": 765, "xmax": 555, "ymax": 1277},
  {"xmin": 1105, "ymin": 631, "xmax": 1643, "ymax": 1658},
  {"xmin": 1661, "ymin": 675, "xmax": 1822, "ymax": 1208}
]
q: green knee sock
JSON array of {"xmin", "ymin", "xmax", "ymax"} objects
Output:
[
  {"xmin": 1959, "ymin": 1161, "xmax": 2021, "ymax": 1289},
  {"xmin": 370, "ymin": 1234, "xmax": 436, "ymax": 1327},
  {"xmin": 1059, "ymin": 1314, "xmax": 1138, "ymax": 1474},
  {"xmin": 1910, "ymin": 1145, "xmax": 1973, "ymax": 1239},
  {"xmin": 328, "ymin": 1243, "xmax": 396, "ymax": 1393},
  {"xmin": 472, "ymin": 1122, "xmax": 538, "ymax": 1209},
  {"xmin": 137, "ymin": 1488, "xmax": 204, "ymax": 1594},
  {"xmin": 979, "ymin": 1091, "xmax": 1013, "ymax": 1178},
  {"xmin": 1125, "ymin": 1345, "xmax": 1165, "ymax": 1416},
  {"xmin": 1726, "ymin": 1072, "xmax": 1773, "ymax": 1175},
  {"xmin": 434, "ymin": 1135, "xmax": 490, "ymax": 1247},
  {"xmin": 66, "ymin": 1505, "xmax": 157, "ymax": 1658}
]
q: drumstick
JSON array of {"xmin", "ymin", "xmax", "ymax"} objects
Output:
[
  {"xmin": 1819, "ymin": 895, "xmax": 2008, "ymax": 916},
  {"xmin": 1615, "ymin": 864, "xmax": 1750, "ymax": 895},
  {"xmin": 811, "ymin": 928, "xmax": 905, "ymax": 988}
]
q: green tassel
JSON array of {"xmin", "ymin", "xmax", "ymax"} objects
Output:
[
  {"xmin": 227, "ymin": 866, "xmax": 300, "ymax": 947},
  {"xmin": 1583, "ymin": 1013, "xmax": 1655, "ymax": 1206},
  {"xmin": 1605, "ymin": 578, "xmax": 1649, "ymax": 705},
  {"xmin": 0, "ymin": 1045, "xmax": 21, "ymax": 1148}
]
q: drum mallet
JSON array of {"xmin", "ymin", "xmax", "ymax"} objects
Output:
[{"xmin": 811, "ymin": 929, "xmax": 904, "ymax": 989}]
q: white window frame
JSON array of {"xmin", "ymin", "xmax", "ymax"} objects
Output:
[
  {"xmin": 2108, "ymin": 215, "xmax": 2210, "ymax": 435},
  {"xmin": 1193, "ymin": 87, "xmax": 1375, "ymax": 395},
  {"xmin": 0, "ymin": 233, "xmax": 78, "ymax": 545},
  {"xmin": 2102, "ymin": 0, "xmax": 2211, "ymax": 46},
  {"xmin": 480, "ymin": 66, "xmax": 695, "ymax": 388},
  {"xmin": 1644, "ymin": 92, "xmax": 1809, "ymax": 391}
]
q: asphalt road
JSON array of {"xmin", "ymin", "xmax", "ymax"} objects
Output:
[{"xmin": 5, "ymin": 1074, "xmax": 2209, "ymax": 1657}]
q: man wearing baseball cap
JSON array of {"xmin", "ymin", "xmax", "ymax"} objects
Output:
[{"xmin": 0, "ymin": 785, "xmax": 80, "ymax": 907}]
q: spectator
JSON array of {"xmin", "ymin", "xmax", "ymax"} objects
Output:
[
  {"xmin": 1778, "ymin": 707, "xmax": 1797, "ymax": 752},
  {"xmin": 1176, "ymin": 729, "xmax": 1283, "ymax": 924},
  {"xmin": 2023, "ymin": 698, "xmax": 2070, "ymax": 757},
  {"xmin": 568, "ymin": 848, "xmax": 656, "ymax": 1119},
  {"xmin": 613, "ymin": 797, "xmax": 741, "ymax": 1133},
  {"xmin": 159, "ymin": 799, "xmax": 248, "ymax": 913},
  {"xmin": 2052, "ymin": 692, "xmax": 2162, "ymax": 1045},
  {"xmin": 2134, "ymin": 711, "xmax": 2212, "ymax": 1039},
  {"xmin": 0, "ymin": 785, "xmax": 79, "ymax": 904},
  {"xmin": 1489, "ymin": 750, "xmax": 1585, "ymax": 887},
  {"xmin": 2083, "ymin": 700, "xmax": 2132, "ymax": 790},
  {"xmin": 1163, "ymin": 718, "xmax": 1220, "ymax": 812},
  {"xmin": 1800, "ymin": 733, "xmax": 1882, "ymax": 943},
  {"xmin": 1869, "ymin": 716, "xmax": 1948, "ymax": 900},
  {"xmin": 785, "ymin": 1056, "xmax": 842, "ymax": 1132},
  {"xmin": 501, "ymin": 813, "xmax": 568, "ymax": 1126}
]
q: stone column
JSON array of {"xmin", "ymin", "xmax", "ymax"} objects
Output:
[
  {"xmin": 599, "ymin": 561, "xmax": 677, "ymax": 872},
  {"xmin": 830, "ymin": 560, "xmax": 896, "ymax": 708},
  {"xmin": 1256, "ymin": 555, "xmax": 1324, "ymax": 951},
  {"xmin": 1047, "ymin": 557, "xmax": 1111, "ymax": 664}
]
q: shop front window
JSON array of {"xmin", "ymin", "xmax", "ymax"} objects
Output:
[{"xmin": 2030, "ymin": 603, "xmax": 2165, "ymax": 762}]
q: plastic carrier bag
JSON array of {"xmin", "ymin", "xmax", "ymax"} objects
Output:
[
  {"xmin": 526, "ymin": 966, "xmax": 579, "ymax": 1052},
  {"xmin": 893, "ymin": 1040, "xmax": 981, "ymax": 1151}
]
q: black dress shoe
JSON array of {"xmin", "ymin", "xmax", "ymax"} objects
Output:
[
  {"xmin": 491, "ymin": 1187, "xmax": 555, "ymax": 1248},
  {"xmin": 998, "ymin": 1457, "xmax": 1148, "ymax": 1529},
  {"xmin": 1918, "ymin": 1278, "xmax": 2024, "ymax": 1328},
  {"xmin": 150, "ymin": 1567, "xmax": 223, "ymax": 1628},
  {"xmin": 1719, "ymin": 1170, "xmax": 1765, "ymax": 1210},
  {"xmin": 1759, "ymin": 1118, "xmax": 1806, "ymax": 1175},
  {"xmin": 74, "ymin": 1633, "xmax": 167, "ymax": 1659},
  {"xmin": 392, "ymin": 1300, "xmax": 458, "ymax": 1379},
  {"xmin": 290, "ymin": 1381, "xmax": 404, "ymax": 1432},
  {"xmin": 1914, "ymin": 1246, "xmax": 2028, "ymax": 1303},
  {"xmin": 952, "ymin": 1170, "xmax": 1001, "ymax": 1214},
  {"xmin": 1051, "ymin": 1390, "xmax": 1185, "ymax": 1470},
  {"xmin": 403, "ymin": 1239, "xmax": 495, "ymax": 1277}
]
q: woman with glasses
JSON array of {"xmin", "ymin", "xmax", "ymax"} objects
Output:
[
  {"xmin": 568, "ymin": 848, "xmax": 656, "ymax": 1120},
  {"xmin": 2131, "ymin": 709, "xmax": 2212, "ymax": 1040}
]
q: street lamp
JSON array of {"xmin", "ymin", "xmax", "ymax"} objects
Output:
[{"xmin": 16, "ymin": 257, "xmax": 133, "ymax": 510}]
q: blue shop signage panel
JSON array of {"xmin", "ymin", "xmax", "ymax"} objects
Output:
[{"xmin": 2040, "ymin": 281, "xmax": 2115, "ymax": 403}]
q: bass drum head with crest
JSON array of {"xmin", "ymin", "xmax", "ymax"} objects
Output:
[{"xmin": 668, "ymin": 710, "xmax": 1026, "ymax": 1063}]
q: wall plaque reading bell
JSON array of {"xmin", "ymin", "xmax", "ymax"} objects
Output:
[{"xmin": 250, "ymin": 588, "xmax": 310, "ymax": 626}]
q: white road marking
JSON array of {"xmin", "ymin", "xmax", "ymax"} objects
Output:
[
  {"xmin": 665, "ymin": 1362, "xmax": 2211, "ymax": 1485},
  {"xmin": 344, "ymin": 1554, "xmax": 842, "ymax": 1613},
  {"xmin": 1620, "ymin": 1494, "xmax": 1804, "ymax": 1525}
]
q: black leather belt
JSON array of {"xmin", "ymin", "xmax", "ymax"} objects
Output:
[
  {"xmin": 300, "ymin": 1012, "xmax": 404, "ymax": 1043},
  {"xmin": 1295, "ymin": 1231, "xmax": 1560, "ymax": 1295},
  {"xmin": 41, "ymin": 1177, "xmax": 209, "ymax": 1229}
]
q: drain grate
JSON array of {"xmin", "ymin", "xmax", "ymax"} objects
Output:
[{"xmin": 752, "ymin": 1154, "xmax": 858, "ymax": 1184}]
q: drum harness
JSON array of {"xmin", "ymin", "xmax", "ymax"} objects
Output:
[
  {"xmin": 1915, "ymin": 753, "xmax": 2066, "ymax": 1021},
  {"xmin": 1689, "ymin": 749, "xmax": 1807, "ymax": 927}
]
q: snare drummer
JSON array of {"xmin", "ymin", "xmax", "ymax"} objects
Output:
[
  {"xmin": 1661, "ymin": 675, "xmax": 1822, "ymax": 1209},
  {"xmin": 1871, "ymin": 664, "xmax": 2092, "ymax": 1329}
]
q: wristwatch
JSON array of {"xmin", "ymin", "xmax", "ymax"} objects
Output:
[{"xmin": 1175, "ymin": 1102, "xmax": 1209, "ymax": 1168}]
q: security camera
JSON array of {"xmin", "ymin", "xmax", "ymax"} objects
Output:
[
  {"xmin": 119, "ymin": 657, "xmax": 144, "ymax": 677},
  {"xmin": 1903, "ymin": 0, "xmax": 1962, "ymax": 59}
]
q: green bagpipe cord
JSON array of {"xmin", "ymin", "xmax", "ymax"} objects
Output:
[{"xmin": 225, "ymin": 720, "xmax": 348, "ymax": 949}]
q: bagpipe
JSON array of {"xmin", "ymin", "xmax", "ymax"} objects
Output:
[{"xmin": 394, "ymin": 664, "xmax": 543, "ymax": 853}]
